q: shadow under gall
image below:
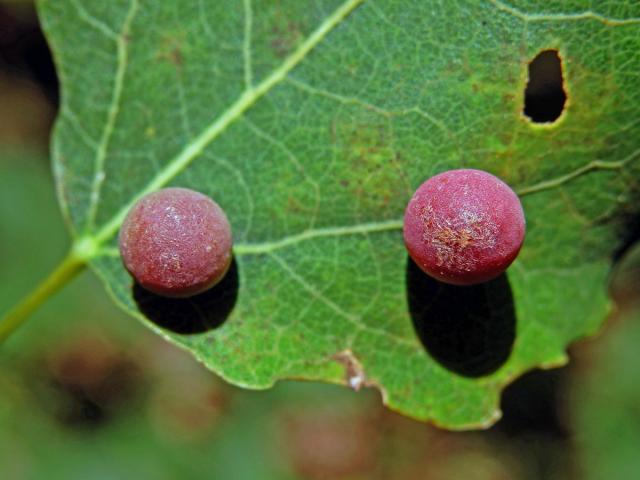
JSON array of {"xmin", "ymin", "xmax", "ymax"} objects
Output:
[
  {"xmin": 133, "ymin": 258, "xmax": 239, "ymax": 334},
  {"xmin": 406, "ymin": 257, "xmax": 516, "ymax": 378}
]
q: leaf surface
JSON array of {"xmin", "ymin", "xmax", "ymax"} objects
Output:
[{"xmin": 39, "ymin": 0, "xmax": 640, "ymax": 428}]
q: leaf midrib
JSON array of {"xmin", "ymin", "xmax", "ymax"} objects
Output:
[{"xmin": 83, "ymin": 0, "xmax": 365, "ymax": 250}]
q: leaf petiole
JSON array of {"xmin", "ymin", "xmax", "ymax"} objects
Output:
[{"xmin": 0, "ymin": 251, "xmax": 87, "ymax": 343}]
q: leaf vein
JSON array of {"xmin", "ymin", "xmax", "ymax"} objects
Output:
[
  {"xmin": 269, "ymin": 252, "xmax": 362, "ymax": 327},
  {"xmin": 234, "ymin": 218, "xmax": 403, "ymax": 255},
  {"xmin": 516, "ymin": 149, "xmax": 640, "ymax": 197},
  {"xmin": 287, "ymin": 77, "xmax": 451, "ymax": 135},
  {"xmin": 69, "ymin": 0, "xmax": 118, "ymax": 40},
  {"xmin": 61, "ymin": 108, "xmax": 99, "ymax": 150},
  {"xmin": 204, "ymin": 152, "xmax": 256, "ymax": 240},
  {"xmin": 488, "ymin": 0, "xmax": 640, "ymax": 25},
  {"xmin": 242, "ymin": 117, "xmax": 321, "ymax": 230},
  {"xmin": 85, "ymin": 0, "xmax": 139, "ymax": 232},
  {"xmin": 243, "ymin": 0, "xmax": 253, "ymax": 89}
]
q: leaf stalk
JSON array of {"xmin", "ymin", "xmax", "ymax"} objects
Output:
[{"xmin": 0, "ymin": 250, "xmax": 87, "ymax": 343}]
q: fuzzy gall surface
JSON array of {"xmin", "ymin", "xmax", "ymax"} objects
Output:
[
  {"xmin": 119, "ymin": 188, "xmax": 232, "ymax": 297},
  {"xmin": 403, "ymin": 169, "xmax": 525, "ymax": 286}
]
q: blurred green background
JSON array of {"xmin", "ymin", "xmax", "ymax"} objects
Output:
[{"xmin": 1, "ymin": 2, "xmax": 639, "ymax": 479}]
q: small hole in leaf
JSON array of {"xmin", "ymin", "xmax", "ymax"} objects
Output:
[{"xmin": 523, "ymin": 50, "xmax": 566, "ymax": 123}]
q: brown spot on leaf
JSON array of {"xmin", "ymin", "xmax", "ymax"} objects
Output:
[
  {"xmin": 286, "ymin": 195, "xmax": 315, "ymax": 215},
  {"xmin": 331, "ymin": 350, "xmax": 387, "ymax": 400},
  {"xmin": 157, "ymin": 34, "xmax": 185, "ymax": 69},
  {"xmin": 333, "ymin": 350, "xmax": 367, "ymax": 391},
  {"xmin": 334, "ymin": 119, "xmax": 410, "ymax": 211},
  {"xmin": 271, "ymin": 20, "xmax": 302, "ymax": 58}
]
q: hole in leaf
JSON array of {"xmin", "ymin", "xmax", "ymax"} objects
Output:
[
  {"xmin": 523, "ymin": 50, "xmax": 566, "ymax": 123},
  {"xmin": 133, "ymin": 257, "xmax": 239, "ymax": 334},
  {"xmin": 406, "ymin": 257, "xmax": 516, "ymax": 378}
]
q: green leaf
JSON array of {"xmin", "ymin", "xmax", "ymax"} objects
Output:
[{"xmin": 38, "ymin": 0, "xmax": 640, "ymax": 428}]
